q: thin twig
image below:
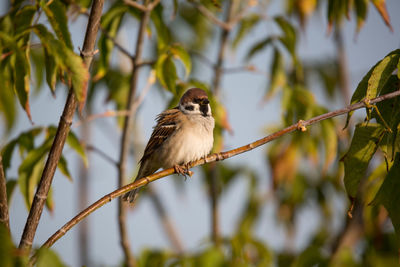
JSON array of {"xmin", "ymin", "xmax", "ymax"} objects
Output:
[
  {"xmin": 147, "ymin": 187, "xmax": 184, "ymax": 253},
  {"xmin": 80, "ymin": 8, "xmax": 133, "ymax": 60},
  {"xmin": 117, "ymin": 1, "xmax": 155, "ymax": 265},
  {"xmin": 37, "ymin": 89, "xmax": 400, "ymax": 252},
  {"xmin": 190, "ymin": 1, "xmax": 231, "ymax": 30},
  {"xmin": 124, "ymin": 0, "xmax": 161, "ymax": 12},
  {"xmin": 191, "ymin": 50, "xmax": 215, "ymax": 68},
  {"xmin": 0, "ymin": 156, "xmax": 10, "ymax": 231},
  {"xmin": 86, "ymin": 144, "xmax": 118, "ymax": 167},
  {"xmin": 73, "ymin": 110, "xmax": 131, "ymax": 128},
  {"xmin": 131, "ymin": 70, "xmax": 156, "ymax": 114},
  {"xmin": 73, "ymin": 72, "xmax": 154, "ymax": 129},
  {"xmin": 18, "ymin": 0, "xmax": 104, "ymax": 253},
  {"xmin": 334, "ymin": 28, "xmax": 351, "ymax": 104},
  {"xmin": 77, "ymin": 122, "xmax": 90, "ymax": 267},
  {"xmin": 208, "ymin": 0, "xmax": 236, "ymax": 245},
  {"xmin": 124, "ymin": 0, "xmax": 147, "ymax": 12}
]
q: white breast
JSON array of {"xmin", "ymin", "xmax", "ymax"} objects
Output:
[{"xmin": 157, "ymin": 115, "xmax": 214, "ymax": 168}]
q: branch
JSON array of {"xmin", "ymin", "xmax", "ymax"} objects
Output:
[
  {"xmin": 190, "ymin": 1, "xmax": 231, "ymax": 30},
  {"xmin": 77, "ymin": 123, "xmax": 90, "ymax": 267},
  {"xmin": 147, "ymin": 187, "xmax": 184, "ymax": 253},
  {"xmin": 334, "ymin": 28, "xmax": 351, "ymax": 104},
  {"xmin": 117, "ymin": 1, "xmax": 155, "ymax": 265},
  {"xmin": 0, "ymin": 155, "xmax": 10, "ymax": 231},
  {"xmin": 73, "ymin": 71, "xmax": 154, "ymax": 128},
  {"xmin": 38, "ymin": 85, "xmax": 400, "ymax": 253},
  {"xmin": 124, "ymin": 0, "xmax": 161, "ymax": 12},
  {"xmin": 208, "ymin": 0, "xmax": 236, "ymax": 245},
  {"xmin": 80, "ymin": 8, "xmax": 133, "ymax": 60},
  {"xmin": 86, "ymin": 144, "xmax": 118, "ymax": 167},
  {"xmin": 18, "ymin": 0, "xmax": 104, "ymax": 253}
]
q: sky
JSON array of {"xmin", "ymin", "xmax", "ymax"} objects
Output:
[{"xmin": 2, "ymin": 0, "xmax": 400, "ymax": 266}]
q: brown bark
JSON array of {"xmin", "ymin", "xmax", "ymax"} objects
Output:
[{"xmin": 18, "ymin": 0, "xmax": 104, "ymax": 252}]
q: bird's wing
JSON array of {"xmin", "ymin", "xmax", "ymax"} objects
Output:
[{"xmin": 139, "ymin": 107, "xmax": 181, "ymax": 164}]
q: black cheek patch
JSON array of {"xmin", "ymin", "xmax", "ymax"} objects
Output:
[{"xmin": 185, "ymin": 105, "xmax": 194, "ymax": 111}]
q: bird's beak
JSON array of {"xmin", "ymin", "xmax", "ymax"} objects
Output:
[{"xmin": 200, "ymin": 99, "xmax": 209, "ymax": 106}]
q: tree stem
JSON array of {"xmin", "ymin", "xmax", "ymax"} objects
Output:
[
  {"xmin": 0, "ymin": 155, "xmax": 10, "ymax": 231},
  {"xmin": 18, "ymin": 0, "xmax": 104, "ymax": 253},
  {"xmin": 117, "ymin": 3, "xmax": 152, "ymax": 266}
]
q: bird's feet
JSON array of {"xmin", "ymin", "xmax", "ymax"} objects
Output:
[{"xmin": 174, "ymin": 163, "xmax": 193, "ymax": 180}]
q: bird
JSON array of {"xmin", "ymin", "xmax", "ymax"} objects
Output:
[{"xmin": 122, "ymin": 88, "xmax": 215, "ymax": 203}]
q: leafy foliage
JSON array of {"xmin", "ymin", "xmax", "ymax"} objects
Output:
[{"xmin": 0, "ymin": 0, "xmax": 399, "ymax": 266}]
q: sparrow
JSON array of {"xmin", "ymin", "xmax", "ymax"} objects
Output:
[{"xmin": 122, "ymin": 88, "xmax": 215, "ymax": 203}]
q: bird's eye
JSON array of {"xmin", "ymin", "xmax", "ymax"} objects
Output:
[{"xmin": 185, "ymin": 105, "xmax": 194, "ymax": 111}]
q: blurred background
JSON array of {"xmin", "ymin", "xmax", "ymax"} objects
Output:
[{"xmin": 1, "ymin": 0, "xmax": 400, "ymax": 266}]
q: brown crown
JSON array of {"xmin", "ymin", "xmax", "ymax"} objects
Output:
[{"xmin": 179, "ymin": 88, "xmax": 209, "ymax": 105}]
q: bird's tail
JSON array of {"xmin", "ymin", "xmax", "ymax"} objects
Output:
[{"xmin": 122, "ymin": 162, "xmax": 154, "ymax": 204}]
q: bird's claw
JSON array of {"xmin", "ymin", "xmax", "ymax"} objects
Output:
[{"xmin": 174, "ymin": 164, "xmax": 193, "ymax": 180}]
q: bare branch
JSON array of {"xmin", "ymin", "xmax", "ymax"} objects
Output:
[
  {"xmin": 117, "ymin": 2, "xmax": 154, "ymax": 265},
  {"xmin": 190, "ymin": 1, "xmax": 231, "ymax": 31},
  {"xmin": 38, "ymin": 84, "xmax": 400, "ymax": 255},
  {"xmin": 124, "ymin": 0, "xmax": 161, "ymax": 12},
  {"xmin": 73, "ymin": 110, "xmax": 130, "ymax": 128},
  {"xmin": 208, "ymin": 0, "xmax": 236, "ymax": 245},
  {"xmin": 80, "ymin": 8, "xmax": 133, "ymax": 60},
  {"xmin": 124, "ymin": 0, "xmax": 147, "ymax": 12},
  {"xmin": 0, "ymin": 155, "xmax": 10, "ymax": 231},
  {"xmin": 147, "ymin": 187, "xmax": 184, "ymax": 253},
  {"xmin": 18, "ymin": 0, "xmax": 104, "ymax": 253},
  {"xmin": 86, "ymin": 145, "xmax": 118, "ymax": 167}
]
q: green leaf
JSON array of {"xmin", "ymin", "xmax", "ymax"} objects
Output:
[
  {"xmin": 155, "ymin": 54, "xmax": 177, "ymax": 93},
  {"xmin": 14, "ymin": 5, "xmax": 37, "ymax": 37},
  {"xmin": 139, "ymin": 249, "xmax": 170, "ymax": 267},
  {"xmin": 18, "ymin": 138, "xmax": 52, "ymax": 174},
  {"xmin": 232, "ymin": 14, "xmax": 260, "ymax": 49},
  {"xmin": 18, "ymin": 157, "xmax": 44, "ymax": 209},
  {"xmin": 46, "ymin": 186, "xmax": 54, "ymax": 213},
  {"xmin": 321, "ymin": 119, "xmax": 337, "ymax": 170},
  {"xmin": 1, "ymin": 140, "xmax": 18, "ymax": 173},
  {"xmin": 372, "ymin": 153, "xmax": 400, "ymax": 246},
  {"xmin": 275, "ymin": 16, "xmax": 297, "ymax": 59},
  {"xmin": 0, "ymin": 58, "xmax": 17, "ymax": 132},
  {"xmin": 95, "ymin": 2, "xmax": 127, "ymax": 80},
  {"xmin": 343, "ymin": 123, "xmax": 386, "ymax": 198},
  {"xmin": 371, "ymin": 0, "xmax": 393, "ymax": 31},
  {"xmin": 345, "ymin": 49, "xmax": 400, "ymax": 128},
  {"xmin": 367, "ymin": 50, "xmax": 400, "ymax": 100},
  {"xmin": 246, "ymin": 37, "xmax": 274, "ymax": 60},
  {"xmin": 266, "ymin": 48, "xmax": 286, "ymax": 100},
  {"xmin": 41, "ymin": 1, "xmax": 73, "ymax": 49},
  {"xmin": 33, "ymin": 24, "xmax": 89, "ymax": 102},
  {"xmin": 0, "ymin": 223, "xmax": 24, "ymax": 267},
  {"xmin": 6, "ymin": 179, "xmax": 17, "ymax": 205},
  {"xmin": 44, "ymin": 48, "xmax": 58, "ymax": 93},
  {"xmin": 151, "ymin": 4, "xmax": 171, "ymax": 51},
  {"xmin": 36, "ymin": 247, "xmax": 67, "ymax": 267},
  {"xmin": 1, "ymin": 127, "xmax": 43, "ymax": 173},
  {"xmin": 195, "ymin": 247, "xmax": 226, "ymax": 266},
  {"xmin": 327, "ymin": 0, "xmax": 348, "ymax": 29},
  {"xmin": 58, "ymin": 156, "xmax": 73, "ymax": 181},
  {"xmin": 371, "ymin": 75, "xmax": 400, "ymax": 160},
  {"xmin": 13, "ymin": 48, "xmax": 32, "ymax": 121},
  {"xmin": 170, "ymin": 44, "xmax": 191, "ymax": 78},
  {"xmin": 66, "ymin": 130, "xmax": 88, "ymax": 167},
  {"xmin": 354, "ymin": 0, "xmax": 369, "ymax": 32}
]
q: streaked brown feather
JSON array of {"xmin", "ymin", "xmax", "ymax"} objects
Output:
[{"xmin": 139, "ymin": 107, "xmax": 180, "ymax": 163}]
